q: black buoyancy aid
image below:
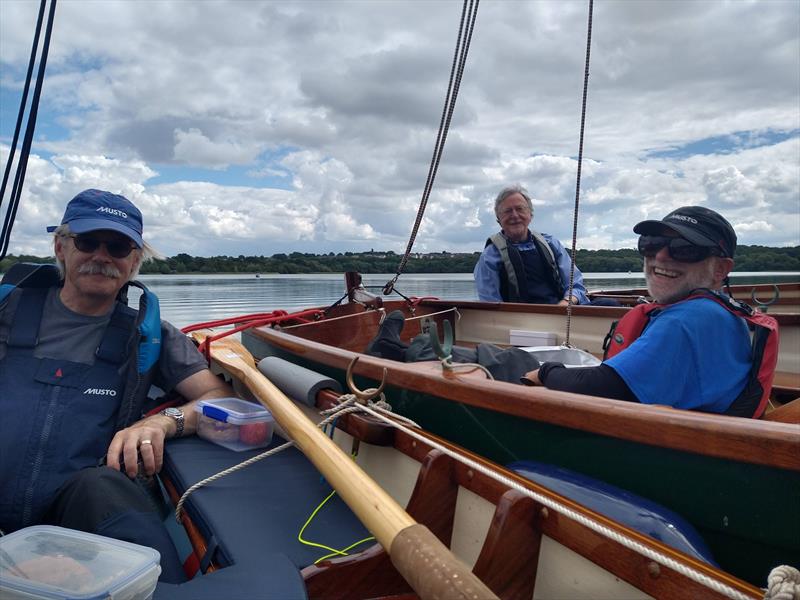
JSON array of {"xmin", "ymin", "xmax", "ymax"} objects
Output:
[
  {"xmin": 486, "ymin": 231, "xmax": 563, "ymax": 303},
  {"xmin": 0, "ymin": 264, "xmax": 162, "ymax": 531},
  {"xmin": 602, "ymin": 290, "xmax": 779, "ymax": 418}
]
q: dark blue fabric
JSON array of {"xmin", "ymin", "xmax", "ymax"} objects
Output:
[
  {"xmin": 512, "ymin": 239, "xmax": 562, "ymax": 304},
  {"xmin": 509, "ymin": 460, "xmax": 717, "ymax": 565},
  {"xmin": 161, "ymin": 436, "xmax": 370, "ymax": 570},
  {"xmin": 0, "ymin": 290, "xmax": 126, "ymax": 532},
  {"xmin": 154, "ymin": 552, "xmax": 307, "ymax": 600}
]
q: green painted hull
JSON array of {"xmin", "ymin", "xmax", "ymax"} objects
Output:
[{"xmin": 246, "ymin": 335, "xmax": 800, "ymax": 587}]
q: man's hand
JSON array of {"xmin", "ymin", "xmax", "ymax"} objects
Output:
[
  {"xmin": 558, "ymin": 296, "xmax": 579, "ymax": 306},
  {"xmin": 106, "ymin": 415, "xmax": 173, "ymax": 478},
  {"xmin": 105, "ymin": 370, "xmax": 233, "ymax": 478},
  {"xmin": 520, "ymin": 369, "xmax": 543, "ymax": 386}
]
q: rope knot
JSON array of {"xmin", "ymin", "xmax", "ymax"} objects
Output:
[{"xmin": 765, "ymin": 565, "xmax": 800, "ymax": 600}]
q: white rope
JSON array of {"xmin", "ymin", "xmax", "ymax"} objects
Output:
[
  {"xmin": 346, "ymin": 402, "xmax": 757, "ymax": 600},
  {"xmin": 174, "ymin": 440, "xmax": 295, "ymax": 522},
  {"xmin": 174, "ymin": 398, "xmax": 375, "ymax": 522},
  {"xmin": 765, "ymin": 565, "xmax": 800, "ymax": 600}
]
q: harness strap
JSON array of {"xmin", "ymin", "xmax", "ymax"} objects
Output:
[
  {"xmin": 95, "ymin": 304, "xmax": 136, "ymax": 365},
  {"xmin": 7, "ymin": 287, "xmax": 48, "ymax": 348}
]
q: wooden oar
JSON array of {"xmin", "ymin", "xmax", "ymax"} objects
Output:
[{"xmin": 191, "ymin": 330, "xmax": 498, "ymax": 600}]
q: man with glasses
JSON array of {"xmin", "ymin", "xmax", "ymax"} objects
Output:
[
  {"xmin": 522, "ymin": 206, "xmax": 757, "ymax": 415},
  {"xmin": 474, "ymin": 184, "xmax": 595, "ymax": 305},
  {"xmin": 0, "ymin": 189, "xmax": 232, "ymax": 582}
]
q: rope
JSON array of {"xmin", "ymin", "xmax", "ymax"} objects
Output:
[
  {"xmin": 297, "ymin": 488, "xmax": 375, "ymax": 564},
  {"xmin": 339, "ymin": 401, "xmax": 757, "ymax": 600},
  {"xmin": 765, "ymin": 566, "xmax": 800, "ymax": 600},
  {"xmin": 384, "ymin": 0, "xmax": 479, "ymax": 295},
  {"xmin": 0, "ymin": 0, "xmax": 58, "ymax": 261},
  {"xmin": 174, "ymin": 398, "xmax": 382, "ymax": 522},
  {"xmin": 440, "ymin": 357, "xmax": 494, "ymax": 379},
  {"xmin": 564, "ymin": 0, "xmax": 594, "ymax": 346},
  {"xmin": 174, "ymin": 440, "xmax": 295, "ymax": 521}
]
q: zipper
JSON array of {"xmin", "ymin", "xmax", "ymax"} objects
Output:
[{"xmin": 21, "ymin": 385, "xmax": 60, "ymax": 526}]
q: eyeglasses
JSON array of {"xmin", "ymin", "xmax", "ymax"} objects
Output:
[
  {"xmin": 638, "ymin": 235, "xmax": 722, "ymax": 263},
  {"xmin": 499, "ymin": 205, "xmax": 531, "ymax": 218},
  {"xmin": 68, "ymin": 234, "xmax": 137, "ymax": 259}
]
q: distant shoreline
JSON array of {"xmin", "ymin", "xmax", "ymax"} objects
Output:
[{"xmin": 2, "ymin": 244, "xmax": 798, "ymax": 276}]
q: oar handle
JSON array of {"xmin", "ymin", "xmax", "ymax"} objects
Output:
[{"xmin": 392, "ymin": 524, "xmax": 496, "ymax": 600}]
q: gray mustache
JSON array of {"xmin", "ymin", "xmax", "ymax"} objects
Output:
[{"xmin": 78, "ymin": 262, "xmax": 122, "ymax": 278}]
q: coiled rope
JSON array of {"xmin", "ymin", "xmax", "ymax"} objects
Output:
[
  {"xmin": 564, "ymin": 0, "xmax": 594, "ymax": 346},
  {"xmin": 384, "ymin": 0, "xmax": 479, "ymax": 295}
]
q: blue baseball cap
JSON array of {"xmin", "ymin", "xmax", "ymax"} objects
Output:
[{"xmin": 47, "ymin": 189, "xmax": 144, "ymax": 248}]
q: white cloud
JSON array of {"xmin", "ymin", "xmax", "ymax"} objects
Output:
[{"xmin": 0, "ymin": 0, "xmax": 797, "ymax": 257}]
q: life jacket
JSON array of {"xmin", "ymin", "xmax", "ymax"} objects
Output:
[
  {"xmin": 602, "ymin": 289, "xmax": 779, "ymax": 418},
  {"xmin": 0, "ymin": 263, "xmax": 162, "ymax": 530},
  {"xmin": 486, "ymin": 231, "xmax": 563, "ymax": 303}
]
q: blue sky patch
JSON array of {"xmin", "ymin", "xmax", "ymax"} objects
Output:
[{"xmin": 646, "ymin": 129, "xmax": 799, "ymax": 159}]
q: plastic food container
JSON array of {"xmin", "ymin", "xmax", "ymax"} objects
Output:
[
  {"xmin": 0, "ymin": 525, "xmax": 160, "ymax": 600},
  {"xmin": 196, "ymin": 397, "xmax": 274, "ymax": 452},
  {"xmin": 522, "ymin": 346, "xmax": 602, "ymax": 367}
]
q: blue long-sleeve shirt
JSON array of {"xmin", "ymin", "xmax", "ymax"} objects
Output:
[{"xmin": 473, "ymin": 231, "xmax": 589, "ymax": 304}]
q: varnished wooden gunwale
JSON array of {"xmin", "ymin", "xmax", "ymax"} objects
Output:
[{"xmin": 248, "ymin": 322, "xmax": 800, "ymax": 471}]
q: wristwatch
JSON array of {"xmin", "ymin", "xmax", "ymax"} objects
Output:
[{"xmin": 160, "ymin": 406, "xmax": 185, "ymax": 438}]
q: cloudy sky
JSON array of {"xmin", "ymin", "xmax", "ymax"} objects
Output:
[{"xmin": 1, "ymin": 0, "xmax": 798, "ymax": 259}]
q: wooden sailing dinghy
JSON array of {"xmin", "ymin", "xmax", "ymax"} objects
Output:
[
  {"xmin": 156, "ymin": 333, "xmax": 773, "ymax": 599},
  {"xmin": 239, "ymin": 277, "xmax": 800, "ymax": 587}
]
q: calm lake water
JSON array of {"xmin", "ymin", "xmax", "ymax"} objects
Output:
[{"xmin": 134, "ymin": 272, "xmax": 800, "ymax": 330}]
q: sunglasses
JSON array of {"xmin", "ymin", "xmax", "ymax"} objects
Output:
[
  {"xmin": 69, "ymin": 234, "xmax": 137, "ymax": 259},
  {"xmin": 637, "ymin": 235, "xmax": 722, "ymax": 264}
]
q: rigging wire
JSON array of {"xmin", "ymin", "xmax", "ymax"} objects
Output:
[
  {"xmin": 564, "ymin": 0, "xmax": 594, "ymax": 346},
  {"xmin": 384, "ymin": 0, "xmax": 479, "ymax": 295},
  {"xmin": 0, "ymin": 0, "xmax": 58, "ymax": 261}
]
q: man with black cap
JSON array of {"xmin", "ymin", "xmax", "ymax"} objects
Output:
[
  {"xmin": 0, "ymin": 189, "xmax": 233, "ymax": 582},
  {"xmin": 522, "ymin": 205, "xmax": 757, "ymax": 415}
]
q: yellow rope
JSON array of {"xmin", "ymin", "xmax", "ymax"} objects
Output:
[{"xmin": 297, "ymin": 458, "xmax": 376, "ymax": 563}]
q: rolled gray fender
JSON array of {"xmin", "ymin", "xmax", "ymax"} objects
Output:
[{"xmin": 257, "ymin": 356, "xmax": 342, "ymax": 407}]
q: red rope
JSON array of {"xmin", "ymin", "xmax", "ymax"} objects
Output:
[
  {"xmin": 409, "ymin": 296, "xmax": 439, "ymax": 307},
  {"xmin": 180, "ymin": 308, "xmax": 325, "ymax": 363}
]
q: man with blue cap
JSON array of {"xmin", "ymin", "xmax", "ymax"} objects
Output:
[{"xmin": 0, "ymin": 189, "xmax": 233, "ymax": 582}]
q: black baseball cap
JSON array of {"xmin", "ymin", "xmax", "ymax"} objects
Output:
[{"xmin": 633, "ymin": 206, "xmax": 736, "ymax": 258}]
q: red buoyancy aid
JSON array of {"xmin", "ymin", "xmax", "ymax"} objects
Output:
[{"xmin": 602, "ymin": 290, "xmax": 779, "ymax": 418}]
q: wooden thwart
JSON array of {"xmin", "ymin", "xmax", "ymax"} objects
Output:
[{"xmin": 191, "ymin": 331, "xmax": 498, "ymax": 600}]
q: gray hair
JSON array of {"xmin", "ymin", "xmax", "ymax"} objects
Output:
[
  {"xmin": 52, "ymin": 223, "xmax": 162, "ymax": 280},
  {"xmin": 494, "ymin": 184, "xmax": 534, "ymax": 219}
]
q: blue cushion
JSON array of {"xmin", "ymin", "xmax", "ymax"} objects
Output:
[
  {"xmin": 509, "ymin": 460, "xmax": 717, "ymax": 565},
  {"xmin": 162, "ymin": 436, "xmax": 370, "ymax": 569},
  {"xmin": 154, "ymin": 552, "xmax": 307, "ymax": 600}
]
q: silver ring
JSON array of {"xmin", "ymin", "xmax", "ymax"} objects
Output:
[{"xmin": 140, "ymin": 439, "xmax": 153, "ymax": 446}]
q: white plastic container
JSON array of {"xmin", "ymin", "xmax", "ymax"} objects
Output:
[
  {"xmin": 0, "ymin": 525, "xmax": 160, "ymax": 600},
  {"xmin": 522, "ymin": 346, "xmax": 602, "ymax": 367},
  {"xmin": 195, "ymin": 397, "xmax": 274, "ymax": 452},
  {"xmin": 509, "ymin": 330, "xmax": 558, "ymax": 347}
]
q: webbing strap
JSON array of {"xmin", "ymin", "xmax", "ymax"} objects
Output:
[
  {"xmin": 95, "ymin": 305, "xmax": 135, "ymax": 365},
  {"xmin": 7, "ymin": 287, "xmax": 47, "ymax": 348}
]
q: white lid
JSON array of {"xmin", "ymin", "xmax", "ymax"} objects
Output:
[
  {"xmin": 0, "ymin": 525, "xmax": 160, "ymax": 600},
  {"xmin": 195, "ymin": 397, "xmax": 272, "ymax": 425}
]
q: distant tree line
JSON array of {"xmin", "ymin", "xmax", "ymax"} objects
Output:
[{"xmin": 2, "ymin": 245, "xmax": 798, "ymax": 275}]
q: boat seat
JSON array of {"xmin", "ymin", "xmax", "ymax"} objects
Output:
[
  {"xmin": 154, "ymin": 552, "xmax": 306, "ymax": 600},
  {"xmin": 161, "ymin": 435, "xmax": 370, "ymax": 573}
]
